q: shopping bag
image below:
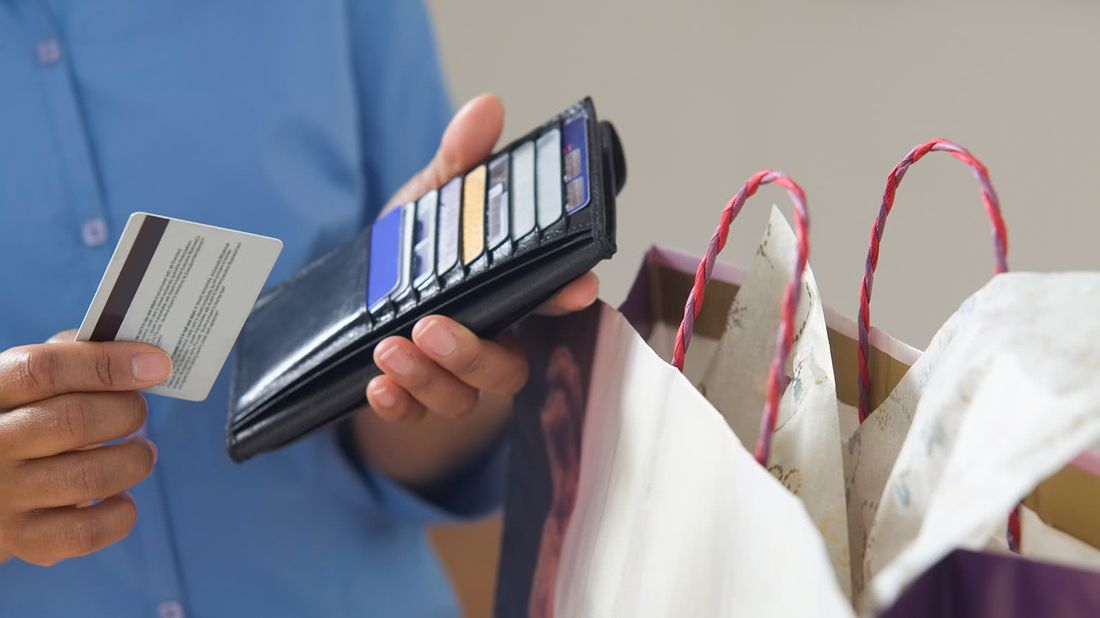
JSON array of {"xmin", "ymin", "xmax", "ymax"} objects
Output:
[
  {"xmin": 492, "ymin": 150, "xmax": 1100, "ymax": 617},
  {"xmin": 836, "ymin": 140, "xmax": 1100, "ymax": 612},
  {"xmin": 493, "ymin": 172, "xmax": 853, "ymax": 617},
  {"xmin": 876, "ymin": 548, "xmax": 1100, "ymax": 618},
  {"xmin": 493, "ymin": 305, "xmax": 850, "ymax": 617}
]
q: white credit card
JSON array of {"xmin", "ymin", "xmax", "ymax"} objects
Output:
[{"xmin": 76, "ymin": 213, "xmax": 282, "ymax": 401}]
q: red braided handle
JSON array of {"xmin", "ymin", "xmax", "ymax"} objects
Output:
[
  {"xmin": 857, "ymin": 139, "xmax": 1009, "ymax": 423},
  {"xmin": 855, "ymin": 139, "xmax": 1018, "ymax": 553},
  {"xmin": 672, "ymin": 170, "xmax": 809, "ymax": 466}
]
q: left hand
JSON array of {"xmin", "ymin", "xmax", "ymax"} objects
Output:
[{"xmin": 366, "ymin": 94, "xmax": 599, "ymax": 422}]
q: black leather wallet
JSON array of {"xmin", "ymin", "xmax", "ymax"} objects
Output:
[{"xmin": 227, "ymin": 98, "xmax": 625, "ymax": 461}]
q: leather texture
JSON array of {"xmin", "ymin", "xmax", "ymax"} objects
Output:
[{"xmin": 227, "ymin": 98, "xmax": 625, "ymax": 462}]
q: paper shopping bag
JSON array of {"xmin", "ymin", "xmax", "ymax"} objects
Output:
[
  {"xmin": 492, "ymin": 301, "xmax": 850, "ymax": 618},
  {"xmin": 821, "ymin": 140, "xmax": 1100, "ymax": 614},
  {"xmin": 876, "ymin": 548, "xmax": 1100, "ymax": 618},
  {"xmin": 493, "ymin": 172, "xmax": 853, "ymax": 617}
]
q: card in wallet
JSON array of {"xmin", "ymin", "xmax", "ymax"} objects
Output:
[{"xmin": 227, "ymin": 98, "xmax": 626, "ymax": 461}]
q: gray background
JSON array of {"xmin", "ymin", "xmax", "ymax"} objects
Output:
[{"xmin": 428, "ymin": 0, "xmax": 1100, "ymax": 346}]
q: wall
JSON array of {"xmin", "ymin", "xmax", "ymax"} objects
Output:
[{"xmin": 428, "ymin": 0, "xmax": 1100, "ymax": 346}]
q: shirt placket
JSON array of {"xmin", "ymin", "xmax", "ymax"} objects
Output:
[
  {"xmin": 15, "ymin": 3, "xmax": 112, "ymax": 267},
  {"xmin": 12, "ymin": 2, "xmax": 192, "ymax": 616}
]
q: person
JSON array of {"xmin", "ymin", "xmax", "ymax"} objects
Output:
[{"xmin": 0, "ymin": 2, "xmax": 598, "ymax": 615}]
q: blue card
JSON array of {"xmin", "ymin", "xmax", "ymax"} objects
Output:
[
  {"xmin": 562, "ymin": 111, "xmax": 590, "ymax": 213},
  {"xmin": 367, "ymin": 206, "xmax": 403, "ymax": 309}
]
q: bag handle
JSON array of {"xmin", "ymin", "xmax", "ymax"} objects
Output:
[
  {"xmin": 857, "ymin": 139, "xmax": 1009, "ymax": 423},
  {"xmin": 673, "ymin": 170, "xmax": 809, "ymax": 466},
  {"xmin": 855, "ymin": 140, "xmax": 1018, "ymax": 552}
]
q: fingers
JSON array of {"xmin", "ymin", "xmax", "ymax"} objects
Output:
[
  {"xmin": 433, "ymin": 94, "xmax": 505, "ymax": 183},
  {"xmin": 47, "ymin": 330, "xmax": 77, "ymax": 344},
  {"xmin": 368, "ymin": 316, "xmax": 529, "ymax": 420},
  {"xmin": 0, "ymin": 392, "xmax": 148, "ymax": 460},
  {"xmin": 385, "ymin": 93, "xmax": 505, "ymax": 208},
  {"xmin": 8, "ymin": 439, "xmax": 156, "ymax": 510},
  {"xmin": 366, "ymin": 375, "xmax": 426, "ymax": 423},
  {"xmin": 371, "ymin": 336, "xmax": 479, "ymax": 420},
  {"xmin": 412, "ymin": 317, "xmax": 528, "ymax": 398},
  {"xmin": 6, "ymin": 493, "xmax": 137, "ymax": 567},
  {"xmin": 0, "ymin": 341, "xmax": 172, "ymax": 409},
  {"xmin": 534, "ymin": 272, "xmax": 600, "ymax": 317}
]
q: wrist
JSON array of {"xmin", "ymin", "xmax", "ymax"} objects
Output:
[{"xmin": 351, "ymin": 393, "xmax": 512, "ymax": 490}]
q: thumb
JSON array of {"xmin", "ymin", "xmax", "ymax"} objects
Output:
[{"xmin": 385, "ymin": 93, "xmax": 505, "ymax": 210}]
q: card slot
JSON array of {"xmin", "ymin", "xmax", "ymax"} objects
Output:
[
  {"xmin": 413, "ymin": 190, "xmax": 438, "ymax": 289},
  {"xmin": 366, "ymin": 206, "xmax": 404, "ymax": 311},
  {"xmin": 510, "ymin": 140, "xmax": 537, "ymax": 241},
  {"xmin": 436, "ymin": 176, "xmax": 462, "ymax": 277},
  {"xmin": 562, "ymin": 110, "xmax": 591, "ymax": 214},
  {"xmin": 462, "ymin": 164, "xmax": 487, "ymax": 265},
  {"xmin": 391, "ymin": 204, "xmax": 416, "ymax": 302},
  {"xmin": 535, "ymin": 127, "xmax": 564, "ymax": 230},
  {"xmin": 487, "ymin": 153, "xmax": 510, "ymax": 250}
]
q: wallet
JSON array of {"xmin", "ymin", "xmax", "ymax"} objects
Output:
[{"xmin": 227, "ymin": 98, "xmax": 626, "ymax": 461}]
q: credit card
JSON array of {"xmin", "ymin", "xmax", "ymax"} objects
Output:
[
  {"xmin": 487, "ymin": 154, "xmax": 510, "ymax": 249},
  {"xmin": 462, "ymin": 164, "xmax": 486, "ymax": 264},
  {"xmin": 536, "ymin": 128, "xmax": 563, "ymax": 228},
  {"xmin": 393, "ymin": 203, "xmax": 415, "ymax": 299},
  {"xmin": 562, "ymin": 112, "xmax": 591, "ymax": 213},
  {"xmin": 76, "ymin": 213, "xmax": 282, "ymax": 401},
  {"xmin": 367, "ymin": 206, "xmax": 402, "ymax": 310},
  {"xmin": 413, "ymin": 190, "xmax": 437, "ymax": 287},
  {"xmin": 437, "ymin": 177, "xmax": 462, "ymax": 275},
  {"xmin": 510, "ymin": 140, "xmax": 536, "ymax": 239}
]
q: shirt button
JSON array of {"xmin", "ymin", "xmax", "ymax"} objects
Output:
[
  {"xmin": 157, "ymin": 600, "xmax": 185, "ymax": 618},
  {"xmin": 82, "ymin": 218, "xmax": 109, "ymax": 247},
  {"xmin": 36, "ymin": 38, "xmax": 62, "ymax": 66}
]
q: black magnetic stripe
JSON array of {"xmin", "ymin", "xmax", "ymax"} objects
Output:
[{"xmin": 89, "ymin": 216, "xmax": 170, "ymax": 342}]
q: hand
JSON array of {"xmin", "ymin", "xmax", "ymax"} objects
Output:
[
  {"xmin": 366, "ymin": 94, "xmax": 599, "ymax": 422},
  {"xmin": 0, "ymin": 332, "xmax": 170, "ymax": 566}
]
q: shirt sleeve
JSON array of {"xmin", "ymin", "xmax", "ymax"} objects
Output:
[
  {"xmin": 348, "ymin": 0, "xmax": 454, "ymax": 224},
  {"xmin": 343, "ymin": 1, "xmax": 507, "ymax": 524},
  {"xmin": 337, "ymin": 422, "xmax": 509, "ymax": 525}
]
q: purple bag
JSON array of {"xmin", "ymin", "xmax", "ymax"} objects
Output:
[{"xmin": 877, "ymin": 549, "xmax": 1100, "ymax": 618}]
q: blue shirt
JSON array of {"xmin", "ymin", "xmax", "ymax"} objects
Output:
[{"xmin": 0, "ymin": 2, "xmax": 504, "ymax": 616}]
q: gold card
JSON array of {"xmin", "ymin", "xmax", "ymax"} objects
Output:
[{"xmin": 462, "ymin": 165, "xmax": 486, "ymax": 264}]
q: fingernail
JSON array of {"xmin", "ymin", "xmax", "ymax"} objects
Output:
[
  {"xmin": 145, "ymin": 439, "xmax": 159, "ymax": 464},
  {"xmin": 419, "ymin": 321, "xmax": 457, "ymax": 357},
  {"xmin": 378, "ymin": 345, "xmax": 415, "ymax": 377},
  {"xmin": 132, "ymin": 352, "xmax": 172, "ymax": 383},
  {"xmin": 372, "ymin": 382, "xmax": 397, "ymax": 409}
]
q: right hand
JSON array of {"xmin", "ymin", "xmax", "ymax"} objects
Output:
[{"xmin": 0, "ymin": 332, "xmax": 170, "ymax": 566}]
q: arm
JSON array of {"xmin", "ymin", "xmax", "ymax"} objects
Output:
[
  {"xmin": 353, "ymin": 95, "xmax": 600, "ymax": 490},
  {"xmin": 345, "ymin": 1, "xmax": 598, "ymax": 491}
]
